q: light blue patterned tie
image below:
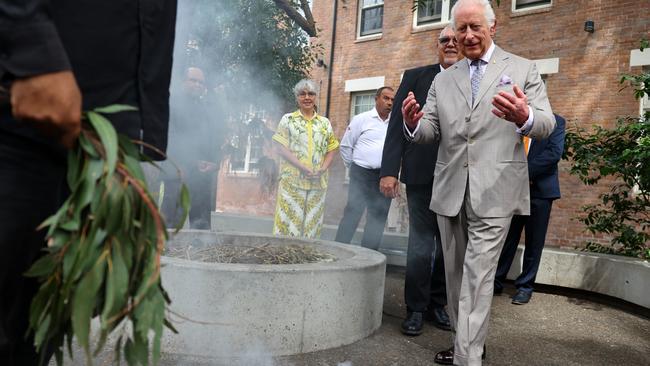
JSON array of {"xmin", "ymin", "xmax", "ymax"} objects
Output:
[{"xmin": 471, "ymin": 59, "xmax": 484, "ymax": 104}]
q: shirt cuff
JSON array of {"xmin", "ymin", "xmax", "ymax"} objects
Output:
[
  {"xmin": 516, "ymin": 106, "xmax": 534, "ymax": 135},
  {"xmin": 403, "ymin": 121, "xmax": 419, "ymax": 141}
]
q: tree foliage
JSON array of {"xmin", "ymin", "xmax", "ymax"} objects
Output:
[
  {"xmin": 176, "ymin": 0, "xmax": 321, "ymax": 115},
  {"xmin": 563, "ymin": 39, "xmax": 650, "ymax": 260}
]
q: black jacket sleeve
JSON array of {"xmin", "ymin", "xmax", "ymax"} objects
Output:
[
  {"xmin": 0, "ymin": 0, "xmax": 70, "ymax": 80},
  {"xmin": 380, "ymin": 69, "xmax": 418, "ymax": 179}
]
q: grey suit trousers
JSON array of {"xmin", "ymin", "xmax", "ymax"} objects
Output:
[{"xmin": 437, "ymin": 186, "xmax": 511, "ymax": 366}]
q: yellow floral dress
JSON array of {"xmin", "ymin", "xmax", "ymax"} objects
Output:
[{"xmin": 272, "ymin": 110, "xmax": 339, "ymax": 238}]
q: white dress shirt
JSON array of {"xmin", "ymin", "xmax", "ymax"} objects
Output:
[{"xmin": 339, "ymin": 108, "xmax": 390, "ymax": 170}]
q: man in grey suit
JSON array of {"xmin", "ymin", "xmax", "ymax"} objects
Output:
[{"xmin": 402, "ymin": 0, "xmax": 555, "ymax": 365}]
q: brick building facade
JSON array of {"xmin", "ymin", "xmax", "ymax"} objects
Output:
[{"xmin": 307, "ymin": 0, "xmax": 650, "ymax": 248}]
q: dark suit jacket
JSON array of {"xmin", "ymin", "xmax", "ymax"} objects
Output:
[
  {"xmin": 380, "ymin": 64, "xmax": 441, "ymax": 185},
  {"xmin": 529, "ymin": 114, "xmax": 566, "ymax": 200},
  {"xmin": 0, "ymin": 0, "xmax": 177, "ymax": 159}
]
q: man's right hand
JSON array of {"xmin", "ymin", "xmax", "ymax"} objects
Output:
[
  {"xmin": 379, "ymin": 176, "xmax": 399, "ymax": 199},
  {"xmin": 10, "ymin": 71, "xmax": 82, "ymax": 149},
  {"xmin": 402, "ymin": 91, "xmax": 423, "ymax": 130}
]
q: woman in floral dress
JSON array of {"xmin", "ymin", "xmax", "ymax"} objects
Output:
[{"xmin": 272, "ymin": 79, "xmax": 339, "ymax": 238}]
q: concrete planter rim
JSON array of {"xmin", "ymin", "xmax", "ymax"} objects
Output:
[{"xmin": 163, "ymin": 230, "xmax": 387, "ymax": 273}]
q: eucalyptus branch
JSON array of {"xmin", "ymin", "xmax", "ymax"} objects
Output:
[{"xmin": 26, "ymin": 105, "xmax": 190, "ymax": 365}]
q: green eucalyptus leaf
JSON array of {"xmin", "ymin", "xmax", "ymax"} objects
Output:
[
  {"xmin": 34, "ymin": 314, "xmax": 52, "ymax": 351},
  {"xmin": 71, "ymin": 256, "xmax": 106, "ymax": 349},
  {"xmin": 118, "ymin": 134, "xmax": 140, "ymax": 160},
  {"xmin": 24, "ymin": 254, "xmax": 56, "ymax": 278},
  {"xmin": 123, "ymin": 154, "xmax": 146, "ymax": 182},
  {"xmin": 175, "ymin": 183, "xmax": 191, "ymax": 231},
  {"xmin": 67, "ymin": 147, "xmax": 82, "ymax": 189},
  {"xmin": 78, "ymin": 132, "xmax": 100, "ymax": 159},
  {"xmin": 93, "ymin": 104, "xmax": 138, "ymax": 114},
  {"xmin": 101, "ymin": 240, "xmax": 129, "ymax": 323},
  {"xmin": 87, "ymin": 111, "xmax": 119, "ymax": 175}
]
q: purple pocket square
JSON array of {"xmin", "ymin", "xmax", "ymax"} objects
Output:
[{"xmin": 497, "ymin": 74, "xmax": 513, "ymax": 87}]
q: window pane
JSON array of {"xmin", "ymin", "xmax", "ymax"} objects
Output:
[
  {"xmin": 352, "ymin": 93, "xmax": 375, "ymax": 117},
  {"xmin": 418, "ymin": 0, "xmax": 442, "ymax": 22},
  {"xmin": 417, "ymin": 0, "xmax": 457, "ymax": 25},
  {"xmin": 360, "ymin": 6, "xmax": 383, "ymax": 36},
  {"xmin": 515, "ymin": 0, "xmax": 551, "ymax": 10},
  {"xmin": 362, "ymin": 0, "xmax": 383, "ymax": 8}
]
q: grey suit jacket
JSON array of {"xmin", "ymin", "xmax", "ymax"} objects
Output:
[{"xmin": 409, "ymin": 46, "xmax": 555, "ymax": 218}]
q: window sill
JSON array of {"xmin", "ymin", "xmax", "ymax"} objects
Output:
[
  {"xmin": 411, "ymin": 21, "xmax": 449, "ymax": 35},
  {"xmin": 510, "ymin": 5, "xmax": 552, "ymax": 18},
  {"xmin": 355, "ymin": 34, "xmax": 382, "ymax": 43}
]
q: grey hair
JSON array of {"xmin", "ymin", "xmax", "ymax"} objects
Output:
[
  {"xmin": 450, "ymin": 0, "xmax": 496, "ymax": 30},
  {"xmin": 293, "ymin": 79, "xmax": 319, "ymax": 97},
  {"xmin": 438, "ymin": 25, "xmax": 454, "ymax": 39}
]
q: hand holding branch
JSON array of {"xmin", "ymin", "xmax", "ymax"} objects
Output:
[{"xmin": 11, "ymin": 71, "xmax": 82, "ymax": 149}]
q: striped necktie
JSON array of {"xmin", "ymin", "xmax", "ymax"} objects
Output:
[{"xmin": 471, "ymin": 59, "xmax": 484, "ymax": 104}]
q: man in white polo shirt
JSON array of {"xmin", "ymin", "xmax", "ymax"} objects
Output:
[{"xmin": 335, "ymin": 87, "xmax": 395, "ymax": 250}]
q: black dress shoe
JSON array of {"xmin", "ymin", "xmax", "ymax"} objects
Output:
[
  {"xmin": 427, "ymin": 306, "xmax": 452, "ymax": 331},
  {"xmin": 400, "ymin": 311, "xmax": 423, "ymax": 336},
  {"xmin": 511, "ymin": 290, "xmax": 532, "ymax": 305},
  {"xmin": 433, "ymin": 345, "xmax": 486, "ymax": 365},
  {"xmin": 433, "ymin": 346, "xmax": 455, "ymax": 365}
]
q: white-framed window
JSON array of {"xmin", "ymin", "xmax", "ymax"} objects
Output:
[
  {"xmin": 228, "ymin": 106, "xmax": 268, "ymax": 175},
  {"xmin": 350, "ymin": 91, "xmax": 376, "ymax": 118},
  {"xmin": 512, "ymin": 0, "xmax": 552, "ymax": 12},
  {"xmin": 414, "ymin": 0, "xmax": 457, "ymax": 27},
  {"xmin": 358, "ymin": 0, "xmax": 384, "ymax": 37}
]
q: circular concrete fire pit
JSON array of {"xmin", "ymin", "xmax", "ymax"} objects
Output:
[{"xmin": 160, "ymin": 230, "xmax": 386, "ymax": 358}]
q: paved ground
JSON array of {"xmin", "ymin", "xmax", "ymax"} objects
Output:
[
  {"xmin": 157, "ymin": 266, "xmax": 650, "ymax": 366},
  {"xmin": 59, "ymin": 266, "xmax": 650, "ymax": 366}
]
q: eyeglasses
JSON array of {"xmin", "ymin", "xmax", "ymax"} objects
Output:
[
  {"xmin": 298, "ymin": 91, "xmax": 317, "ymax": 97},
  {"xmin": 438, "ymin": 37, "xmax": 457, "ymax": 45}
]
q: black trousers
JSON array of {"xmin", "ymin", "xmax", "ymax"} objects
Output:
[
  {"xmin": 404, "ymin": 183, "xmax": 447, "ymax": 311},
  {"xmin": 161, "ymin": 169, "xmax": 216, "ymax": 230},
  {"xmin": 0, "ymin": 133, "xmax": 66, "ymax": 365},
  {"xmin": 335, "ymin": 164, "xmax": 391, "ymax": 250},
  {"xmin": 495, "ymin": 198, "xmax": 554, "ymax": 294}
]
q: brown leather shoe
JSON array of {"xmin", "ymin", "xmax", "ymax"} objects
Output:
[{"xmin": 433, "ymin": 346, "xmax": 486, "ymax": 365}]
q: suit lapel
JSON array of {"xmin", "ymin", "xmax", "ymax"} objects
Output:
[
  {"xmin": 474, "ymin": 46, "xmax": 510, "ymax": 110},
  {"xmin": 451, "ymin": 61, "xmax": 472, "ymax": 109}
]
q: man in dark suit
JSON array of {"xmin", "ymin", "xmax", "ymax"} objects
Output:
[
  {"xmin": 379, "ymin": 26, "xmax": 460, "ymax": 335},
  {"xmin": 0, "ymin": 1, "xmax": 176, "ymax": 364},
  {"xmin": 494, "ymin": 114, "xmax": 566, "ymax": 304}
]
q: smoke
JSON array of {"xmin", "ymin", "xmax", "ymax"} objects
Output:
[{"xmin": 156, "ymin": 0, "xmax": 317, "ymax": 227}]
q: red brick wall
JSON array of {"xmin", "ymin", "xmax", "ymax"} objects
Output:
[{"xmin": 310, "ymin": 0, "xmax": 650, "ymax": 248}]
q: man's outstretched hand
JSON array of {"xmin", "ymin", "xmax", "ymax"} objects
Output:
[
  {"xmin": 402, "ymin": 92, "xmax": 423, "ymax": 130},
  {"xmin": 11, "ymin": 71, "xmax": 82, "ymax": 149}
]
